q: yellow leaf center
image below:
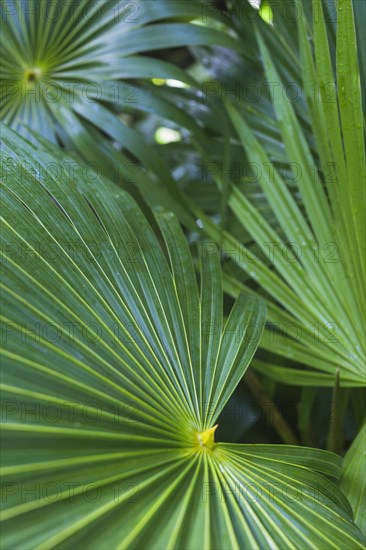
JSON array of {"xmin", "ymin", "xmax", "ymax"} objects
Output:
[{"xmin": 197, "ymin": 424, "xmax": 218, "ymax": 450}]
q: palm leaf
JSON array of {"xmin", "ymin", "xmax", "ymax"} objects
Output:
[
  {"xmin": 1, "ymin": 126, "xmax": 363, "ymax": 548},
  {"xmin": 0, "ymin": 0, "xmax": 241, "ymax": 223},
  {"xmin": 339, "ymin": 422, "xmax": 366, "ymax": 536},
  {"xmin": 191, "ymin": 0, "xmax": 365, "ymax": 387},
  {"xmin": 0, "ymin": 0, "xmax": 241, "ymax": 140}
]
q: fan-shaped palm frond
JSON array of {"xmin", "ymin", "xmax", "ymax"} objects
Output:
[
  {"xmin": 1, "ymin": 126, "xmax": 364, "ymax": 548},
  {"xmin": 189, "ymin": 0, "xmax": 365, "ymax": 387},
  {"xmin": 0, "ymin": 0, "xmax": 241, "ymax": 197},
  {"xmin": 1, "ymin": 0, "xmax": 241, "ymax": 134}
]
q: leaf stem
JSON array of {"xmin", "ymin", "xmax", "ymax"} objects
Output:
[{"xmin": 245, "ymin": 370, "xmax": 300, "ymax": 445}]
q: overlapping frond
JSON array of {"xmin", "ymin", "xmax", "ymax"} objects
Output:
[
  {"xmin": 192, "ymin": 0, "xmax": 365, "ymax": 386},
  {"xmin": 339, "ymin": 422, "xmax": 366, "ymax": 535}
]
